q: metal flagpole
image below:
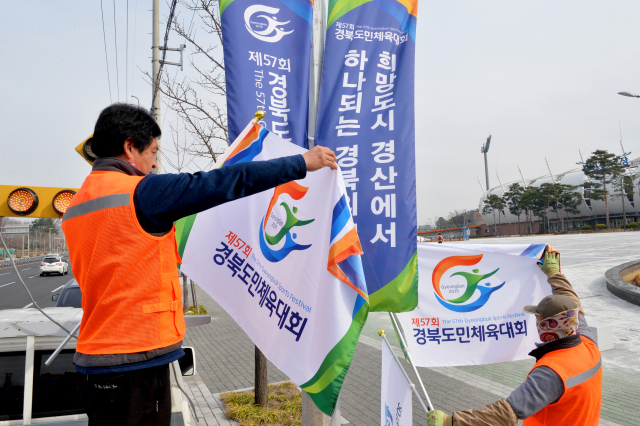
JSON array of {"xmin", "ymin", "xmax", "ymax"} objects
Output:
[
  {"xmin": 307, "ymin": 0, "xmax": 326, "ymax": 148},
  {"xmin": 389, "ymin": 312, "xmax": 434, "ymax": 410},
  {"xmin": 379, "ymin": 330, "xmax": 430, "ymax": 415}
]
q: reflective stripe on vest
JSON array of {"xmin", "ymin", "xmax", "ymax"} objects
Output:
[
  {"xmin": 62, "ymin": 193, "xmax": 130, "ymax": 222},
  {"xmin": 566, "ymin": 357, "xmax": 601, "ymax": 389}
]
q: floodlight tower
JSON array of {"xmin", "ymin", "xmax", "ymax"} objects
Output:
[{"xmin": 481, "ymin": 135, "xmax": 491, "ymax": 191}]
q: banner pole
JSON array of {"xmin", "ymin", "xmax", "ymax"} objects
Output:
[
  {"xmin": 389, "ymin": 312, "xmax": 434, "ymax": 410},
  {"xmin": 307, "ymin": 0, "xmax": 326, "ymax": 148},
  {"xmin": 380, "ymin": 331, "xmax": 430, "ymax": 415}
]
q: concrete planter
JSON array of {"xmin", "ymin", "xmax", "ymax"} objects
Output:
[{"xmin": 605, "ymin": 259, "xmax": 640, "ymax": 307}]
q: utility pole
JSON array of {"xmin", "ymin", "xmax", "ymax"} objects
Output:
[
  {"xmin": 481, "ymin": 136, "xmax": 491, "ymax": 191},
  {"xmin": 151, "ymin": 0, "xmax": 162, "ymax": 174}
]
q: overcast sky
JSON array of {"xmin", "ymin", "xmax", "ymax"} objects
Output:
[{"xmin": 2, "ymin": 1, "xmax": 640, "ymax": 226}]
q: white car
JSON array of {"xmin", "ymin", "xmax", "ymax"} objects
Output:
[{"xmin": 39, "ymin": 257, "xmax": 68, "ymax": 276}]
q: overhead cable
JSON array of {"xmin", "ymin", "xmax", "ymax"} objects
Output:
[
  {"xmin": 112, "ymin": 0, "xmax": 121, "ymax": 102},
  {"xmin": 126, "ymin": 0, "xmax": 129, "ymax": 101},
  {"xmin": 99, "ymin": 0, "xmax": 113, "ymax": 104}
]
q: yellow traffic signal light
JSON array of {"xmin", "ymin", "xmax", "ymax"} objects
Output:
[
  {"xmin": 75, "ymin": 135, "xmax": 97, "ymax": 165},
  {"xmin": 52, "ymin": 190, "xmax": 76, "ymax": 216},
  {"xmin": 7, "ymin": 188, "xmax": 39, "ymax": 216},
  {"xmin": 0, "ymin": 186, "xmax": 80, "ymax": 218}
]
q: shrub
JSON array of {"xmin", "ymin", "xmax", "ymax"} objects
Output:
[
  {"xmin": 186, "ymin": 304, "xmax": 208, "ymax": 315},
  {"xmin": 580, "ymin": 225, "xmax": 592, "ymax": 231},
  {"xmin": 628, "ymin": 222, "xmax": 639, "ymax": 228},
  {"xmin": 595, "ymin": 224, "xmax": 607, "ymax": 230}
]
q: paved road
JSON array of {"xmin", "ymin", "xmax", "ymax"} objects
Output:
[{"xmin": 0, "ymin": 258, "xmax": 74, "ymax": 310}]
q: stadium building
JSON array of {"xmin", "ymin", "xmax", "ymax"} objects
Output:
[{"xmin": 477, "ymin": 156, "xmax": 640, "ymax": 236}]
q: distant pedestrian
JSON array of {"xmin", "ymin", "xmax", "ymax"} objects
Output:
[{"xmin": 437, "ymin": 233, "xmax": 443, "ymax": 244}]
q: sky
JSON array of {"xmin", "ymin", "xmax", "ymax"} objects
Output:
[{"xmin": 2, "ymin": 1, "xmax": 640, "ymax": 227}]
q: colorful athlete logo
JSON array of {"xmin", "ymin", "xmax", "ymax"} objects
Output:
[
  {"xmin": 384, "ymin": 403, "xmax": 393, "ymax": 426},
  {"xmin": 432, "ymin": 255, "xmax": 505, "ymax": 312},
  {"xmin": 259, "ymin": 181, "xmax": 315, "ymax": 262}
]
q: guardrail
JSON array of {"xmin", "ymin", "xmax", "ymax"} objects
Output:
[{"xmin": 0, "ymin": 253, "xmax": 69, "ymax": 269}]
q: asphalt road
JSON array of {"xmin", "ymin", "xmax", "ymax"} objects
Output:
[{"xmin": 0, "ymin": 258, "xmax": 75, "ymax": 310}]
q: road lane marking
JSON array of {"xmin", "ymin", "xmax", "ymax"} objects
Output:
[
  {"xmin": 51, "ymin": 285, "xmax": 65, "ymax": 293},
  {"xmin": 23, "ymin": 303, "xmax": 33, "ymax": 308},
  {"xmin": 0, "ymin": 272, "xmax": 11, "ymax": 276},
  {"xmin": 21, "ymin": 268, "xmax": 31, "ymax": 271},
  {"xmin": 28, "ymin": 275, "xmax": 39, "ymax": 278},
  {"xmin": 0, "ymin": 282, "xmax": 15, "ymax": 288}
]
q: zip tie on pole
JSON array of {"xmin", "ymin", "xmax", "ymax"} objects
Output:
[
  {"xmin": 0, "ymin": 230, "xmax": 77, "ymax": 338},
  {"xmin": 389, "ymin": 312, "xmax": 434, "ymax": 410}
]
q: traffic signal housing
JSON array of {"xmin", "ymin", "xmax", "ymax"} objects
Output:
[
  {"xmin": 1, "ymin": 186, "xmax": 79, "ymax": 218},
  {"xmin": 75, "ymin": 135, "xmax": 97, "ymax": 165}
]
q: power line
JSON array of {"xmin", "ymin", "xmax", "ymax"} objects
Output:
[
  {"xmin": 126, "ymin": 0, "xmax": 129, "ymax": 102},
  {"xmin": 132, "ymin": 0, "xmax": 139, "ymax": 101},
  {"xmin": 150, "ymin": 0, "xmax": 178, "ymax": 114},
  {"xmin": 99, "ymin": 0, "xmax": 113, "ymax": 103},
  {"xmin": 112, "ymin": 0, "xmax": 120, "ymax": 102}
]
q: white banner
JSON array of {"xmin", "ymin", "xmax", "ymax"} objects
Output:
[
  {"xmin": 381, "ymin": 337, "xmax": 412, "ymax": 426},
  {"xmin": 178, "ymin": 122, "xmax": 368, "ymax": 415},
  {"xmin": 396, "ymin": 243, "xmax": 551, "ymax": 367}
]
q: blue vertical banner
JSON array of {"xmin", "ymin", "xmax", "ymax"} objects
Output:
[
  {"xmin": 314, "ymin": 0, "xmax": 419, "ymax": 311},
  {"xmin": 220, "ymin": 0, "xmax": 312, "ymax": 147}
]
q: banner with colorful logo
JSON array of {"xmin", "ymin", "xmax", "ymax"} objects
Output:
[
  {"xmin": 220, "ymin": 0, "xmax": 312, "ymax": 147},
  {"xmin": 396, "ymin": 244, "xmax": 552, "ymax": 367},
  {"xmin": 176, "ymin": 121, "xmax": 368, "ymax": 415},
  {"xmin": 313, "ymin": 0, "xmax": 419, "ymax": 312},
  {"xmin": 381, "ymin": 338, "xmax": 412, "ymax": 426}
]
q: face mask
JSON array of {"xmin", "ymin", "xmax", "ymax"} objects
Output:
[{"xmin": 536, "ymin": 309, "xmax": 579, "ymax": 343}]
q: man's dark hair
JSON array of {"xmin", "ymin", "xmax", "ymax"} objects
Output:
[{"xmin": 91, "ymin": 103, "xmax": 161, "ymax": 158}]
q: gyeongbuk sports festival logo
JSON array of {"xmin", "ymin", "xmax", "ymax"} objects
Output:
[
  {"xmin": 432, "ymin": 254, "xmax": 505, "ymax": 313},
  {"xmin": 244, "ymin": 5, "xmax": 293, "ymax": 43},
  {"xmin": 259, "ymin": 181, "xmax": 315, "ymax": 262}
]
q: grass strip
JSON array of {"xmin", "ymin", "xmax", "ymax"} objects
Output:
[{"xmin": 220, "ymin": 381, "xmax": 302, "ymax": 426}]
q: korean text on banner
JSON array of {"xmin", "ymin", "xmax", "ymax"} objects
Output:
[
  {"xmin": 396, "ymin": 244, "xmax": 552, "ymax": 367},
  {"xmin": 220, "ymin": 0, "xmax": 312, "ymax": 147},
  {"xmin": 176, "ymin": 122, "xmax": 368, "ymax": 416},
  {"xmin": 381, "ymin": 339, "xmax": 412, "ymax": 426},
  {"xmin": 314, "ymin": 0, "xmax": 419, "ymax": 312}
]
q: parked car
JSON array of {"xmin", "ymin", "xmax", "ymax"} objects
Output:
[
  {"xmin": 39, "ymin": 257, "xmax": 68, "ymax": 276},
  {"xmin": 52, "ymin": 279, "xmax": 82, "ymax": 308}
]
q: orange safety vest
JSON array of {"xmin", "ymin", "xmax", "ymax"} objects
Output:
[
  {"xmin": 62, "ymin": 170, "xmax": 185, "ymax": 355},
  {"xmin": 523, "ymin": 337, "xmax": 602, "ymax": 426}
]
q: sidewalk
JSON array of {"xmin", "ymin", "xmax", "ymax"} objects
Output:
[{"xmin": 183, "ymin": 233, "xmax": 640, "ymax": 426}]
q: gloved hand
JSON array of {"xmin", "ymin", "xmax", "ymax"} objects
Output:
[
  {"xmin": 538, "ymin": 251, "xmax": 560, "ymax": 277},
  {"xmin": 427, "ymin": 410, "xmax": 453, "ymax": 426}
]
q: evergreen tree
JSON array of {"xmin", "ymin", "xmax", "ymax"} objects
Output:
[
  {"xmin": 503, "ymin": 183, "xmax": 524, "ymax": 234},
  {"xmin": 582, "ymin": 150, "xmax": 625, "ymax": 229},
  {"xmin": 483, "ymin": 194, "xmax": 506, "ymax": 235}
]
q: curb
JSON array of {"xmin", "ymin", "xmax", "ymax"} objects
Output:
[{"xmin": 605, "ymin": 259, "xmax": 640, "ymax": 307}]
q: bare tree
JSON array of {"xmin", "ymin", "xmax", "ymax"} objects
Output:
[{"xmin": 147, "ymin": 0, "xmax": 228, "ymax": 170}]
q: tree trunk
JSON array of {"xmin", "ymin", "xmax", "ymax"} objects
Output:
[
  {"xmin": 255, "ymin": 346, "xmax": 268, "ymax": 408},
  {"xmin": 603, "ymin": 178, "xmax": 610, "ymax": 229}
]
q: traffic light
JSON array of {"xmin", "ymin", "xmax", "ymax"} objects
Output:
[
  {"xmin": 1, "ymin": 186, "xmax": 79, "ymax": 218},
  {"xmin": 75, "ymin": 135, "xmax": 97, "ymax": 165}
]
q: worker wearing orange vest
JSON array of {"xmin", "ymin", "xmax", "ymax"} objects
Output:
[
  {"xmin": 63, "ymin": 104, "xmax": 337, "ymax": 426},
  {"xmin": 427, "ymin": 247, "xmax": 602, "ymax": 426}
]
